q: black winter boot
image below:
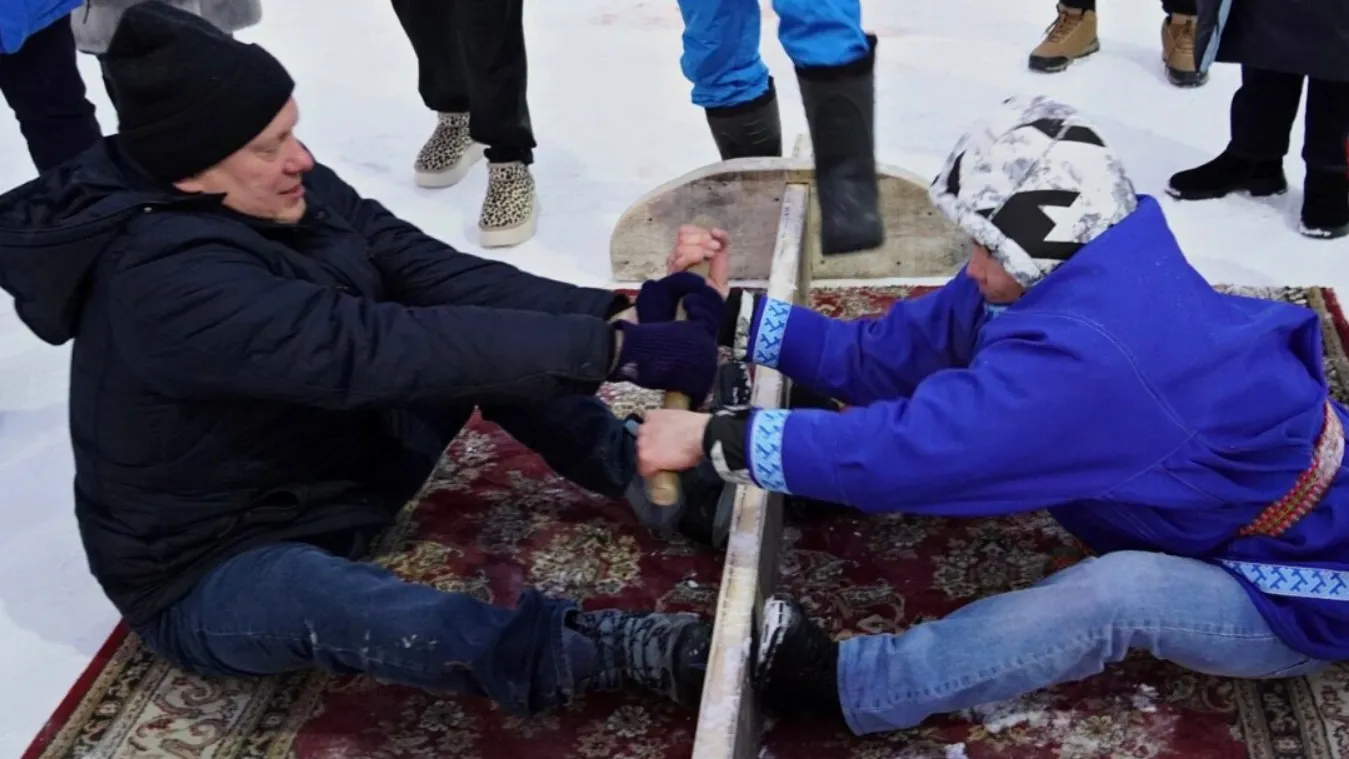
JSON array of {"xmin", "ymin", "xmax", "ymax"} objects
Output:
[
  {"xmin": 796, "ymin": 35, "xmax": 885, "ymax": 256},
  {"xmin": 570, "ymin": 609, "xmax": 712, "ymax": 708},
  {"xmin": 705, "ymin": 79, "xmax": 783, "ymax": 160},
  {"xmin": 754, "ymin": 594, "xmax": 843, "ymax": 719},
  {"xmin": 1300, "ymin": 170, "xmax": 1349, "ymax": 239},
  {"xmin": 1165, "ymin": 150, "xmax": 1288, "ymax": 200}
]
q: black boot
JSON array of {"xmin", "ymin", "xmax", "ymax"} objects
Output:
[
  {"xmin": 1300, "ymin": 170, "xmax": 1349, "ymax": 239},
  {"xmin": 754, "ymin": 594, "xmax": 843, "ymax": 719},
  {"xmin": 796, "ymin": 35, "xmax": 885, "ymax": 256},
  {"xmin": 623, "ymin": 362, "xmax": 748, "ymax": 549},
  {"xmin": 705, "ymin": 79, "xmax": 783, "ymax": 160},
  {"xmin": 1165, "ymin": 150, "xmax": 1287, "ymax": 200},
  {"xmin": 570, "ymin": 609, "xmax": 712, "ymax": 708}
]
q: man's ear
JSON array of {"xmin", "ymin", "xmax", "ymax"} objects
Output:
[{"xmin": 173, "ymin": 170, "xmax": 210, "ymax": 195}]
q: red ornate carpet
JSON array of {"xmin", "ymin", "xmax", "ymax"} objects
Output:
[{"xmin": 22, "ymin": 285, "xmax": 1349, "ymax": 759}]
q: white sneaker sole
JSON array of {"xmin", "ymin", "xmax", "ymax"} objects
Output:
[
  {"xmin": 479, "ymin": 197, "xmax": 539, "ymax": 248},
  {"xmin": 755, "ymin": 595, "xmax": 794, "ymax": 683},
  {"xmin": 414, "ymin": 142, "xmax": 486, "ymax": 189}
]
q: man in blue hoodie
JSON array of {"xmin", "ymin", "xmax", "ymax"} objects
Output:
[{"xmin": 635, "ymin": 95, "xmax": 1349, "ymax": 735}]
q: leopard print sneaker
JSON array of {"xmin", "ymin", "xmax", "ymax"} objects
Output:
[
  {"xmin": 479, "ymin": 161, "xmax": 538, "ymax": 247},
  {"xmin": 414, "ymin": 112, "xmax": 485, "ymax": 188}
]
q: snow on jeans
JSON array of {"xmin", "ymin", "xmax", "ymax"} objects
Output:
[
  {"xmin": 838, "ymin": 550, "xmax": 1331, "ymax": 735},
  {"xmin": 132, "ymin": 394, "xmax": 639, "ymax": 715}
]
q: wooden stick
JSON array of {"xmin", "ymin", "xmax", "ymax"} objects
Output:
[
  {"xmin": 645, "ymin": 259, "xmax": 713, "ymax": 506},
  {"xmin": 691, "ymin": 134, "xmax": 812, "ymax": 759}
]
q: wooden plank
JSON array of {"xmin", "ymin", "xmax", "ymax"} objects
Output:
[
  {"xmin": 690, "ymin": 136, "xmax": 810, "ymax": 759},
  {"xmin": 609, "ymin": 156, "xmax": 968, "ymax": 284}
]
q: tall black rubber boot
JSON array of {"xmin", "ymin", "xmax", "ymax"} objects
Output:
[
  {"xmin": 795, "ymin": 35, "xmax": 884, "ymax": 255},
  {"xmin": 705, "ymin": 78, "xmax": 783, "ymax": 160}
]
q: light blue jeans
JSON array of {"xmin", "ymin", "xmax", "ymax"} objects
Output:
[{"xmin": 838, "ymin": 550, "xmax": 1332, "ymax": 735}]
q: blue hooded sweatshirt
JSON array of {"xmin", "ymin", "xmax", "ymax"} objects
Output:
[
  {"xmin": 0, "ymin": 0, "xmax": 82, "ymax": 54},
  {"xmin": 737, "ymin": 195, "xmax": 1349, "ymax": 662}
]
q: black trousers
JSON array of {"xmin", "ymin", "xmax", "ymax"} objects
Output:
[
  {"xmin": 1064, "ymin": 0, "xmax": 1197, "ymax": 14},
  {"xmin": 0, "ymin": 17, "xmax": 101, "ymax": 173},
  {"xmin": 1229, "ymin": 66, "xmax": 1349, "ymax": 171},
  {"xmin": 391, "ymin": 0, "xmax": 535, "ymax": 164}
]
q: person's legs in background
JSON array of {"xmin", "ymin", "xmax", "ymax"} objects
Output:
[
  {"xmin": 677, "ymin": 0, "xmax": 782, "ymax": 161},
  {"xmin": 755, "ymin": 551, "xmax": 1328, "ymax": 735},
  {"xmin": 134, "ymin": 542, "xmax": 712, "ymax": 715},
  {"xmin": 1298, "ymin": 77, "xmax": 1349, "ymax": 238},
  {"xmin": 453, "ymin": 0, "xmax": 538, "ymax": 248},
  {"xmin": 774, "ymin": 0, "xmax": 883, "ymax": 255},
  {"xmin": 391, "ymin": 0, "xmax": 485, "ymax": 191},
  {"xmin": 1167, "ymin": 65, "xmax": 1300, "ymax": 201},
  {"xmin": 0, "ymin": 16, "xmax": 102, "ymax": 173}
]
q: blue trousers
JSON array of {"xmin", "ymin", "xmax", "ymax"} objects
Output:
[
  {"xmin": 133, "ymin": 395, "xmax": 635, "ymax": 716},
  {"xmin": 677, "ymin": 0, "xmax": 869, "ymax": 108},
  {"xmin": 838, "ymin": 551, "xmax": 1331, "ymax": 734}
]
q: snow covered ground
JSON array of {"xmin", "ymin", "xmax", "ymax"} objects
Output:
[{"xmin": 0, "ymin": 0, "xmax": 1343, "ymax": 754}]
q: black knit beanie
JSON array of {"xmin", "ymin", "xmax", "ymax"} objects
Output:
[{"xmin": 103, "ymin": 0, "xmax": 294, "ymax": 183}]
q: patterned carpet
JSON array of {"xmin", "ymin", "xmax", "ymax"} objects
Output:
[{"xmin": 22, "ymin": 285, "xmax": 1349, "ymax": 759}]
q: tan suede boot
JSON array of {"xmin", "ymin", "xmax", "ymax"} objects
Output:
[
  {"xmin": 1029, "ymin": 5, "xmax": 1099, "ymax": 73},
  {"xmin": 1161, "ymin": 13, "xmax": 1208, "ymax": 87}
]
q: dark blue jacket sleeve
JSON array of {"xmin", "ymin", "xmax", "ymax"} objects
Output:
[
  {"xmin": 737, "ymin": 273, "xmax": 985, "ymax": 406},
  {"xmin": 740, "ymin": 316, "xmax": 1192, "ymax": 514},
  {"xmin": 107, "ymin": 245, "xmax": 616, "ymax": 409},
  {"xmin": 310, "ymin": 163, "xmax": 626, "ymax": 317}
]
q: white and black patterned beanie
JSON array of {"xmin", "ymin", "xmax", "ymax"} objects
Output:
[{"xmin": 928, "ymin": 95, "xmax": 1138, "ymax": 289}]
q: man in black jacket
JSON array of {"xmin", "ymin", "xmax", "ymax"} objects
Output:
[{"xmin": 0, "ymin": 1, "xmax": 723, "ymax": 716}]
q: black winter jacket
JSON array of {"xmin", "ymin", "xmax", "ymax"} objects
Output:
[
  {"xmin": 1197, "ymin": 0, "xmax": 1349, "ymax": 82},
  {"xmin": 0, "ymin": 140, "xmax": 625, "ymax": 624}
]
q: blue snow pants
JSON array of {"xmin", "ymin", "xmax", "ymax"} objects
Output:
[{"xmin": 677, "ymin": 0, "xmax": 869, "ymax": 108}]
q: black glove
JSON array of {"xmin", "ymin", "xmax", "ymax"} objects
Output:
[
  {"xmin": 610, "ymin": 320, "xmax": 718, "ymax": 402},
  {"xmin": 635, "ymin": 272, "xmax": 724, "ymax": 331}
]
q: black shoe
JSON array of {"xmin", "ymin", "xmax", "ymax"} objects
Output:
[
  {"xmin": 1166, "ymin": 151, "xmax": 1287, "ymax": 200},
  {"xmin": 1300, "ymin": 170, "xmax": 1349, "ymax": 240},
  {"xmin": 571, "ymin": 609, "xmax": 712, "ymax": 708},
  {"xmin": 623, "ymin": 362, "xmax": 748, "ymax": 548},
  {"xmin": 706, "ymin": 78, "xmax": 783, "ymax": 160},
  {"xmin": 754, "ymin": 594, "xmax": 842, "ymax": 718},
  {"xmin": 796, "ymin": 35, "xmax": 885, "ymax": 256}
]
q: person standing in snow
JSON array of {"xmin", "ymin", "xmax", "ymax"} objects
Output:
[
  {"xmin": 390, "ymin": 0, "xmax": 538, "ymax": 249},
  {"xmin": 1167, "ymin": 0, "xmax": 1349, "ymax": 239},
  {"xmin": 676, "ymin": 0, "xmax": 882, "ymax": 257},
  {"xmin": 0, "ymin": 1, "xmax": 102, "ymax": 173},
  {"xmin": 68, "ymin": 0, "xmax": 261, "ymax": 107},
  {"xmin": 0, "ymin": 1, "xmax": 728, "ymax": 717},
  {"xmin": 636, "ymin": 95, "xmax": 1347, "ymax": 735},
  {"xmin": 1027, "ymin": 0, "xmax": 1206, "ymax": 87}
]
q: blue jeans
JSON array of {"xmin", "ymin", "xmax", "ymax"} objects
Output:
[
  {"xmin": 134, "ymin": 394, "xmax": 635, "ymax": 716},
  {"xmin": 677, "ymin": 0, "xmax": 870, "ymax": 108},
  {"xmin": 838, "ymin": 550, "xmax": 1332, "ymax": 735}
]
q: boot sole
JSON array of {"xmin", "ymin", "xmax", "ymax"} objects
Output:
[
  {"xmin": 1165, "ymin": 180, "xmax": 1287, "ymax": 201},
  {"xmin": 754, "ymin": 595, "xmax": 795, "ymax": 684},
  {"xmin": 1299, "ymin": 221, "xmax": 1349, "ymax": 239},
  {"xmin": 479, "ymin": 198, "xmax": 539, "ymax": 248},
  {"xmin": 414, "ymin": 143, "xmax": 487, "ymax": 189},
  {"xmin": 1029, "ymin": 38, "xmax": 1100, "ymax": 73},
  {"xmin": 1165, "ymin": 67, "xmax": 1208, "ymax": 88}
]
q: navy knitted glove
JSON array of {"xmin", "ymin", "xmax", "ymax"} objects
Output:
[
  {"xmin": 610, "ymin": 320, "xmax": 718, "ymax": 402},
  {"xmin": 635, "ymin": 272, "xmax": 725, "ymax": 334}
]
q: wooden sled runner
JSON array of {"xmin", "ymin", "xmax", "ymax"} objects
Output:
[
  {"xmin": 610, "ymin": 139, "xmax": 967, "ymax": 759},
  {"xmin": 610, "ymin": 146, "xmax": 968, "ymax": 284}
]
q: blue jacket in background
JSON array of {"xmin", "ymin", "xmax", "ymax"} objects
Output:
[
  {"xmin": 739, "ymin": 194, "xmax": 1349, "ymax": 662},
  {"xmin": 0, "ymin": 0, "xmax": 82, "ymax": 54}
]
